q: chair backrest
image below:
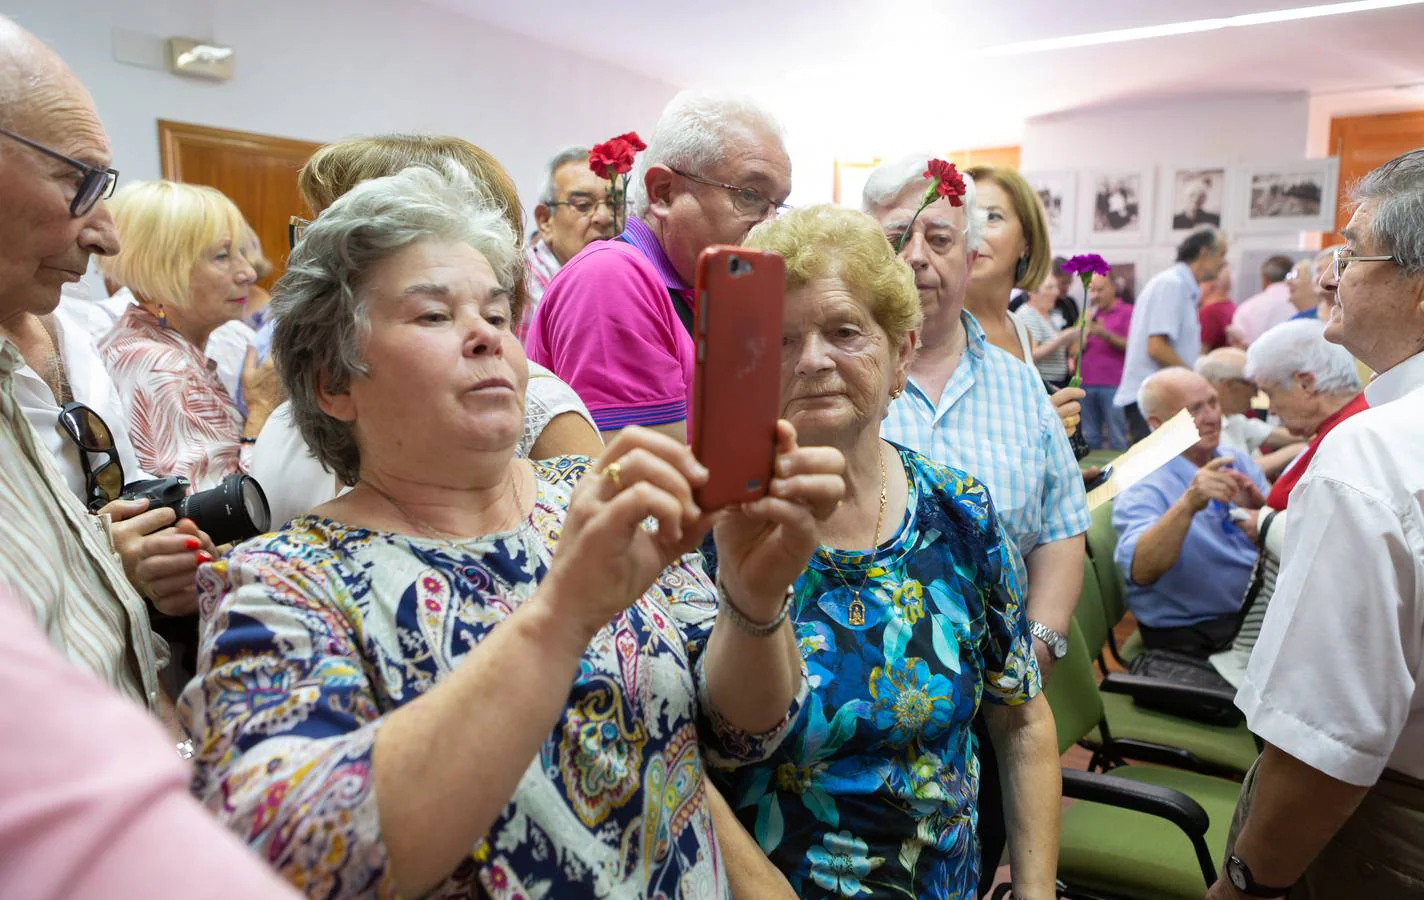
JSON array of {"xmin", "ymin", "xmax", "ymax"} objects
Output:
[
  {"xmin": 1086, "ymin": 501, "xmax": 1126, "ymax": 626},
  {"xmin": 1042, "ymin": 617, "xmax": 1106, "ymax": 754},
  {"xmin": 1074, "ymin": 556, "xmax": 1109, "ymax": 664}
]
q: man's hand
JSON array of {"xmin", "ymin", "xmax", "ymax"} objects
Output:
[
  {"xmin": 1183, "ymin": 457, "xmax": 1240, "ymax": 512},
  {"xmin": 1231, "ymin": 507, "xmax": 1262, "ymax": 545},
  {"xmin": 1206, "ymin": 876, "xmax": 1250, "ymax": 899},
  {"xmin": 99, "ymin": 498, "xmax": 214, "ymax": 617}
]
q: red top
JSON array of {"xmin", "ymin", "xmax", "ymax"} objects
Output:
[
  {"xmin": 1199, "ymin": 300, "xmax": 1236, "ymax": 351},
  {"xmin": 1266, "ymin": 392, "xmax": 1370, "ymax": 509}
]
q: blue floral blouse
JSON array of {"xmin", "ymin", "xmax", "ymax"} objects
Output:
[
  {"xmin": 180, "ymin": 456, "xmax": 805, "ymax": 899},
  {"xmin": 710, "ymin": 446, "xmax": 1040, "ymax": 899}
]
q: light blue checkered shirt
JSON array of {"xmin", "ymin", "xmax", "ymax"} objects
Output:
[{"xmin": 882, "ymin": 312, "xmax": 1090, "ymax": 565}]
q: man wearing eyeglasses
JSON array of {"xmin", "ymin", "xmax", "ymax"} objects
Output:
[
  {"xmin": 524, "ymin": 90, "xmax": 791, "ymax": 442},
  {"xmin": 0, "ymin": 18, "xmax": 176, "ymax": 712},
  {"xmin": 521, "ymin": 146, "xmax": 616, "ymax": 337},
  {"xmin": 1209, "ymin": 148, "xmax": 1424, "ymax": 899}
]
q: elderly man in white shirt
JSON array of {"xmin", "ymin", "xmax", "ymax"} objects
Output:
[{"xmin": 1209, "ymin": 148, "xmax": 1424, "ymax": 899}]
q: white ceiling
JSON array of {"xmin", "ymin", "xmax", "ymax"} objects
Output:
[{"xmin": 430, "ymin": 0, "xmax": 1424, "ymax": 146}]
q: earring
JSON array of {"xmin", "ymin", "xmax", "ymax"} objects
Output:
[
  {"xmin": 890, "ymin": 385, "xmax": 904, "ymax": 400},
  {"xmin": 157, "ymin": 304, "xmax": 168, "ymax": 329},
  {"xmin": 1014, "ymin": 256, "xmax": 1029, "ymax": 284}
]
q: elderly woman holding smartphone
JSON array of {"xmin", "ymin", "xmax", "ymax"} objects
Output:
[
  {"xmin": 709, "ymin": 205, "xmax": 1060, "ymax": 900},
  {"xmin": 181, "ymin": 165, "xmax": 845, "ymax": 899}
]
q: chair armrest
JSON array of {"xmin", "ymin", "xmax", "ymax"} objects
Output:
[
  {"xmin": 1060, "ymin": 768, "xmax": 1210, "ymax": 838},
  {"xmin": 1100, "ymin": 672, "xmax": 1243, "ymax": 725}
]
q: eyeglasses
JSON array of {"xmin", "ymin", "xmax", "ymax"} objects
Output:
[
  {"xmin": 667, "ymin": 166, "xmax": 791, "ymax": 220},
  {"xmin": 58, "ymin": 402, "xmax": 124, "ymax": 510},
  {"xmin": 0, "ymin": 127, "xmax": 119, "ymax": 217},
  {"xmin": 547, "ymin": 195, "xmax": 618, "ymax": 216},
  {"xmin": 288, "ymin": 215, "xmax": 311, "ymax": 251},
  {"xmin": 1331, "ymin": 246, "xmax": 1394, "ymax": 282}
]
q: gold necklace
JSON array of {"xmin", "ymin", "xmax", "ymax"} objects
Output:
[
  {"xmin": 820, "ymin": 444, "xmax": 888, "ymax": 627},
  {"xmin": 363, "ymin": 465, "xmax": 525, "ymax": 541}
]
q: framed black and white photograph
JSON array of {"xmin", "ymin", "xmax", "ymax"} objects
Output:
[
  {"xmin": 1078, "ymin": 167, "xmax": 1154, "ymax": 246},
  {"xmin": 1157, "ymin": 165, "xmax": 1229, "ymax": 240},
  {"xmin": 1025, "ymin": 170, "xmax": 1076, "ymax": 249},
  {"xmin": 1233, "ymin": 158, "xmax": 1339, "ymax": 234}
]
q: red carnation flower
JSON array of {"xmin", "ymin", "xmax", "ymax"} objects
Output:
[{"xmin": 923, "ymin": 159, "xmax": 966, "ymax": 207}]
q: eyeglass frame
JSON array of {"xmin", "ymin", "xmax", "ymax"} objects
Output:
[
  {"xmin": 1330, "ymin": 246, "xmax": 1394, "ymax": 282},
  {"xmin": 545, "ymin": 193, "xmax": 619, "ymax": 216},
  {"xmin": 288, "ymin": 215, "xmax": 311, "ymax": 251},
  {"xmin": 0, "ymin": 126, "xmax": 119, "ymax": 218},
  {"xmin": 665, "ymin": 166, "xmax": 791, "ymax": 219},
  {"xmin": 58, "ymin": 401, "xmax": 125, "ymax": 511}
]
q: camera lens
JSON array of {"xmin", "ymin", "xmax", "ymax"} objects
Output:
[{"xmin": 179, "ymin": 474, "xmax": 271, "ymax": 546}]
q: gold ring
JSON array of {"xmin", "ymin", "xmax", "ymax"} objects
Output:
[{"xmin": 602, "ymin": 462, "xmax": 623, "ymax": 490}]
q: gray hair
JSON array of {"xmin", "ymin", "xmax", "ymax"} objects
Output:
[
  {"xmin": 537, "ymin": 145, "xmax": 591, "ymax": 205},
  {"xmin": 628, "ymin": 90, "xmax": 785, "ymax": 217},
  {"xmin": 1136, "ymin": 366, "xmax": 1197, "ymax": 423},
  {"xmin": 1352, "ymin": 148, "xmax": 1424, "ymax": 276},
  {"xmin": 270, "ymin": 163, "xmax": 520, "ymax": 485},
  {"xmin": 1244, "ymin": 319, "xmax": 1362, "ymax": 395},
  {"xmin": 861, "ymin": 154, "xmax": 987, "ymax": 252},
  {"xmin": 1193, "ymin": 347, "xmax": 1247, "ymax": 384}
]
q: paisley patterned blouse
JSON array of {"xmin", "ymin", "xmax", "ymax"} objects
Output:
[
  {"xmin": 710, "ymin": 446, "xmax": 1039, "ymax": 900},
  {"xmin": 100, "ymin": 305, "xmax": 249, "ymax": 491},
  {"xmin": 181, "ymin": 456, "xmax": 804, "ymax": 899}
]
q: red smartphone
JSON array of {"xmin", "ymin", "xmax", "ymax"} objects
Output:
[{"xmin": 690, "ymin": 245, "xmax": 785, "ymax": 511}]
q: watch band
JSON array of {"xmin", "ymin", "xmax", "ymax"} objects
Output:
[
  {"xmin": 1227, "ymin": 855, "xmax": 1291, "ymax": 897},
  {"xmin": 1028, "ymin": 620, "xmax": 1068, "ymax": 658}
]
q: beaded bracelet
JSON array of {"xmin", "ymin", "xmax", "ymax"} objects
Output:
[{"xmin": 716, "ymin": 580, "xmax": 794, "ymax": 637}]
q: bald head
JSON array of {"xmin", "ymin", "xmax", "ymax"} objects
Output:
[
  {"xmin": 1138, "ymin": 367, "xmax": 1223, "ymax": 456},
  {"xmin": 0, "ymin": 16, "xmax": 118, "ymax": 322}
]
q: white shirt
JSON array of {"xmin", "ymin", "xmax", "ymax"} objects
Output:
[
  {"xmin": 251, "ymin": 361, "xmax": 597, "ymax": 529},
  {"xmin": 1236, "ymin": 350, "xmax": 1424, "ymax": 785},
  {"xmin": 1218, "ymin": 412, "xmax": 1275, "ymax": 457},
  {"xmin": 16, "ymin": 305, "xmax": 151, "ymax": 503},
  {"xmin": 1114, "ymin": 262, "xmax": 1203, "ymax": 407}
]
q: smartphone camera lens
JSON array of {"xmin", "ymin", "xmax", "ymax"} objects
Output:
[{"xmin": 728, "ymin": 256, "xmax": 753, "ymax": 277}]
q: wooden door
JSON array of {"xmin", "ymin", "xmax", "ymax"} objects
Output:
[
  {"xmin": 946, "ymin": 145, "xmax": 1021, "ymax": 171},
  {"xmin": 1327, "ymin": 109, "xmax": 1424, "ymax": 244},
  {"xmin": 158, "ymin": 120, "xmax": 323, "ymax": 290}
]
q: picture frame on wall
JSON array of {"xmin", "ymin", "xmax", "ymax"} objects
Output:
[
  {"xmin": 1232, "ymin": 158, "xmax": 1340, "ymax": 234},
  {"xmin": 832, "ymin": 159, "xmax": 880, "ymax": 207},
  {"xmin": 1078, "ymin": 167, "xmax": 1155, "ymax": 247},
  {"xmin": 1024, "ymin": 170, "xmax": 1076, "ymax": 249},
  {"xmin": 1157, "ymin": 164, "xmax": 1230, "ymax": 241}
]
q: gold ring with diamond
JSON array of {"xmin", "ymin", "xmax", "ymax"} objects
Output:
[{"xmin": 602, "ymin": 462, "xmax": 623, "ymax": 490}]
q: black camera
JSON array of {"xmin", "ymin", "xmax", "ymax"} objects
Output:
[{"xmin": 122, "ymin": 474, "xmax": 271, "ymax": 546}]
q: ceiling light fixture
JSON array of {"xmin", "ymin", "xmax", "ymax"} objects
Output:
[{"xmin": 974, "ymin": 0, "xmax": 1424, "ymax": 57}]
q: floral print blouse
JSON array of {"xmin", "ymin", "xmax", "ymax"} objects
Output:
[
  {"xmin": 181, "ymin": 456, "xmax": 804, "ymax": 899},
  {"xmin": 100, "ymin": 305, "xmax": 249, "ymax": 491},
  {"xmin": 710, "ymin": 446, "xmax": 1039, "ymax": 899}
]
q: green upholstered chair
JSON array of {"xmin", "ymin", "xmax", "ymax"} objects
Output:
[
  {"xmin": 1044, "ymin": 619, "xmax": 1246, "ymax": 900},
  {"xmin": 1084, "ymin": 500, "xmax": 1142, "ymax": 668}
]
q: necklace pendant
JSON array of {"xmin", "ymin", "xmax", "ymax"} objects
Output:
[{"xmin": 848, "ymin": 596, "xmax": 865, "ymax": 626}]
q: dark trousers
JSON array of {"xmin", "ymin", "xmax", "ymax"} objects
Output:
[
  {"xmin": 1123, "ymin": 401, "xmax": 1151, "ymax": 445},
  {"xmin": 1138, "ymin": 612, "xmax": 1238, "ymax": 658},
  {"xmin": 974, "ymin": 713, "xmax": 1005, "ymax": 898}
]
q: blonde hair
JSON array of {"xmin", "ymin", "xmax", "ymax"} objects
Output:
[
  {"xmin": 966, "ymin": 165, "xmax": 1051, "ymax": 291},
  {"xmin": 100, "ymin": 180, "xmax": 248, "ymax": 305},
  {"xmin": 297, "ymin": 134, "xmax": 528, "ymax": 323},
  {"xmin": 242, "ymin": 224, "xmax": 273, "ymax": 281},
  {"xmin": 743, "ymin": 204, "xmax": 922, "ymax": 345}
]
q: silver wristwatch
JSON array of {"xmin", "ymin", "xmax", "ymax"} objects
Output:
[{"xmin": 1028, "ymin": 620, "xmax": 1069, "ymax": 659}]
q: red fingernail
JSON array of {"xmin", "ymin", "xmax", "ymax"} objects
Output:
[
  {"xmin": 184, "ymin": 537, "xmax": 201, "ymax": 551},
  {"xmin": 195, "ymin": 551, "xmax": 214, "ymax": 564}
]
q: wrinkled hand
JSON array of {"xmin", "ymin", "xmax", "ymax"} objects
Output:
[
  {"xmin": 714, "ymin": 421, "xmax": 846, "ymax": 622},
  {"xmin": 1184, "ymin": 457, "xmax": 1241, "ymax": 512},
  {"xmin": 240, "ymin": 346, "xmax": 282, "ymax": 428},
  {"xmin": 544, "ymin": 428, "xmax": 712, "ymax": 640},
  {"xmin": 100, "ymin": 498, "xmax": 216, "ymax": 617},
  {"xmin": 1233, "ymin": 473, "xmax": 1266, "ymax": 510},
  {"xmin": 1049, "ymin": 386, "xmax": 1085, "ymax": 436},
  {"xmin": 1206, "ymin": 877, "xmax": 1249, "ymax": 900}
]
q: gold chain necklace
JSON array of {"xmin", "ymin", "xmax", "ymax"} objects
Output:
[
  {"xmin": 363, "ymin": 466, "xmax": 524, "ymax": 542},
  {"xmin": 819, "ymin": 444, "xmax": 888, "ymax": 627}
]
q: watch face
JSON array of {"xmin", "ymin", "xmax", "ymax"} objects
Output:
[{"xmin": 1228, "ymin": 859, "xmax": 1248, "ymax": 890}]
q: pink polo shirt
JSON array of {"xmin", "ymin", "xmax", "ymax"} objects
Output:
[
  {"xmin": 0, "ymin": 591, "xmax": 301, "ymax": 899},
  {"xmin": 524, "ymin": 219, "xmax": 695, "ymax": 431}
]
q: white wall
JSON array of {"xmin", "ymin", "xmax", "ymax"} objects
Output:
[{"xmin": 5, "ymin": 0, "xmax": 680, "ymax": 225}]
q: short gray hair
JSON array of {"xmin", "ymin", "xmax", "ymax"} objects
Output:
[
  {"xmin": 1193, "ymin": 348, "xmax": 1247, "ymax": 384},
  {"xmin": 1136, "ymin": 366, "xmax": 1197, "ymax": 423},
  {"xmin": 1352, "ymin": 148, "xmax": 1424, "ymax": 276},
  {"xmin": 271, "ymin": 163, "xmax": 520, "ymax": 485},
  {"xmin": 1244, "ymin": 319, "xmax": 1362, "ymax": 394},
  {"xmin": 537, "ymin": 145, "xmax": 590, "ymax": 205},
  {"xmin": 628, "ymin": 90, "xmax": 785, "ymax": 217},
  {"xmin": 861, "ymin": 154, "xmax": 987, "ymax": 252}
]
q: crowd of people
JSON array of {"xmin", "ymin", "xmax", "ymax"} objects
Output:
[{"xmin": 1, "ymin": 13, "xmax": 1421, "ymax": 900}]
